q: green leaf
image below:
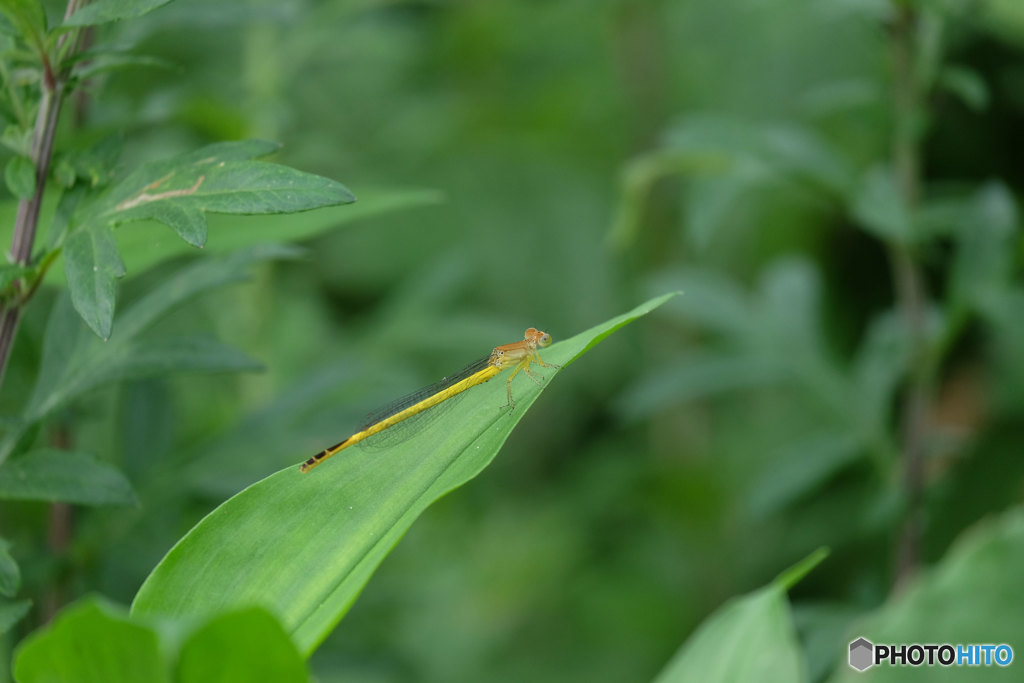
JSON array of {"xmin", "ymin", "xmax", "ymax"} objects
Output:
[
  {"xmin": 64, "ymin": 223, "xmax": 126, "ymax": 339},
  {"xmin": 5, "ymin": 154, "xmax": 35, "ymax": 198},
  {"xmin": 132, "ymin": 201, "xmax": 207, "ymax": 247},
  {"xmin": 177, "ymin": 608, "xmax": 307, "ymax": 683},
  {"xmin": 130, "ymin": 294, "xmax": 677, "ymax": 654},
  {"xmin": 67, "ymin": 140, "xmax": 355, "ymax": 255},
  {"xmin": 0, "ymin": 186, "xmax": 439, "ymax": 288},
  {"xmin": 70, "ymin": 51, "xmax": 174, "ymax": 80},
  {"xmin": 0, "ymin": 449, "xmax": 136, "ymax": 505},
  {"xmin": 0, "ymin": 598, "xmax": 31, "ymax": 634},
  {"xmin": 851, "ymin": 166, "xmax": 912, "ymax": 244},
  {"xmin": 62, "ymin": 0, "xmax": 172, "ymax": 27},
  {"xmin": 0, "ymin": 0, "xmax": 46, "ymax": 49},
  {"xmin": 89, "ymin": 139, "xmax": 353, "ymax": 218},
  {"xmin": 52, "ymin": 155, "xmax": 76, "ymax": 188},
  {"xmin": 13, "ymin": 596, "xmax": 169, "ymax": 683},
  {"xmin": 0, "ymin": 538, "xmax": 19, "ymax": 596},
  {"xmin": 26, "ymin": 248, "xmax": 284, "ymax": 423},
  {"xmin": 827, "ymin": 507, "xmax": 1024, "ymax": 682},
  {"xmin": 950, "ymin": 182, "xmax": 1017, "ymax": 311},
  {"xmin": 1, "ymin": 123, "xmax": 32, "ymax": 156},
  {"xmin": 939, "ymin": 65, "xmax": 989, "ymax": 111},
  {"xmin": 654, "ymin": 550, "xmax": 826, "ymax": 683},
  {"xmin": 0, "ymin": 262, "xmax": 30, "ymax": 297}
]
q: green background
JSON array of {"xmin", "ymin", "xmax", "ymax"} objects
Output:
[{"xmin": 3, "ymin": 0, "xmax": 1024, "ymax": 681}]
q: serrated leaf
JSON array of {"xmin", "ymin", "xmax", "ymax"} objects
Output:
[
  {"xmin": 5, "ymin": 154, "xmax": 35, "ymax": 198},
  {"xmin": 107, "ymin": 159, "xmax": 355, "ymax": 221},
  {"xmin": 130, "ymin": 294, "xmax": 677, "ymax": 654},
  {"xmin": 654, "ymin": 550, "xmax": 825, "ymax": 683},
  {"xmin": 62, "ymin": 0, "xmax": 172, "ymax": 27},
  {"xmin": 851, "ymin": 166, "xmax": 912, "ymax": 243},
  {"xmin": 73, "ymin": 140, "xmax": 355, "ymax": 253},
  {"xmin": 64, "ymin": 224, "xmax": 126, "ymax": 338},
  {"xmin": 0, "ymin": 449, "xmax": 136, "ymax": 505},
  {"xmin": 0, "ymin": 599, "xmax": 31, "ymax": 634},
  {"xmin": 177, "ymin": 608, "xmax": 307, "ymax": 683},
  {"xmin": 13, "ymin": 597, "xmax": 169, "ymax": 683},
  {"xmin": 0, "ymin": 538, "xmax": 19, "ymax": 596}
]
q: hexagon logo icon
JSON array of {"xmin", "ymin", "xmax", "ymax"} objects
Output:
[{"xmin": 849, "ymin": 637, "xmax": 874, "ymax": 671}]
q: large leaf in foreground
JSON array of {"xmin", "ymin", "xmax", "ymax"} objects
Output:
[
  {"xmin": 131, "ymin": 294, "xmax": 676, "ymax": 653},
  {"xmin": 655, "ymin": 549, "xmax": 826, "ymax": 683},
  {"xmin": 827, "ymin": 506, "xmax": 1024, "ymax": 682}
]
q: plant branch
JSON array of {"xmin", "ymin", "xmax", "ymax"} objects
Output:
[
  {"xmin": 889, "ymin": 2, "xmax": 932, "ymax": 591},
  {"xmin": 0, "ymin": 0, "xmax": 84, "ymax": 392}
]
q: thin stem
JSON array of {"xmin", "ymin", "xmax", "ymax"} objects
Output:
[
  {"xmin": 0, "ymin": 0, "xmax": 83, "ymax": 392},
  {"xmin": 889, "ymin": 3, "xmax": 932, "ymax": 591}
]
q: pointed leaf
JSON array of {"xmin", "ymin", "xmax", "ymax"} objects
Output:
[
  {"xmin": 0, "ymin": 449, "xmax": 136, "ymax": 505},
  {"xmin": 827, "ymin": 508, "xmax": 1024, "ymax": 682},
  {"xmin": 131, "ymin": 294, "xmax": 677, "ymax": 654},
  {"xmin": 64, "ymin": 224, "xmax": 126, "ymax": 339},
  {"xmin": 62, "ymin": 0, "xmax": 172, "ymax": 27},
  {"xmin": 654, "ymin": 550, "xmax": 826, "ymax": 683},
  {"xmin": 131, "ymin": 201, "xmax": 207, "ymax": 247},
  {"xmin": 0, "ymin": 0, "xmax": 46, "ymax": 47}
]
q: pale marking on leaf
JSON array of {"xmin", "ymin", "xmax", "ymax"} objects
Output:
[{"xmin": 115, "ymin": 175, "xmax": 205, "ymax": 212}]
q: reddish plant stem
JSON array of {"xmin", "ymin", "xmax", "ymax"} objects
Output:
[{"xmin": 0, "ymin": 0, "xmax": 83, "ymax": 392}]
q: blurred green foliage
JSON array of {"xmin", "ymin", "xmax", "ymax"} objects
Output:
[{"xmin": 1, "ymin": 0, "xmax": 1023, "ymax": 681}]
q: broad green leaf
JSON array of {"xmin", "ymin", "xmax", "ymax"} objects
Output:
[
  {"xmin": 0, "ymin": 598, "xmax": 31, "ymax": 634},
  {"xmin": 654, "ymin": 549, "xmax": 826, "ymax": 683},
  {"xmin": 177, "ymin": 608, "xmax": 307, "ymax": 683},
  {"xmin": 64, "ymin": 223, "xmax": 126, "ymax": 339},
  {"xmin": 0, "ymin": 538, "xmax": 19, "ymax": 596},
  {"xmin": 851, "ymin": 166, "xmax": 912, "ymax": 244},
  {"xmin": 827, "ymin": 506, "xmax": 1024, "ymax": 682},
  {"xmin": 62, "ymin": 0, "xmax": 172, "ymax": 27},
  {"xmin": 13, "ymin": 596, "xmax": 169, "ymax": 683},
  {"xmin": 131, "ymin": 294, "xmax": 677, "ymax": 654},
  {"xmin": 5, "ymin": 154, "xmax": 35, "ymax": 198},
  {"xmin": 0, "ymin": 449, "xmax": 136, "ymax": 505}
]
